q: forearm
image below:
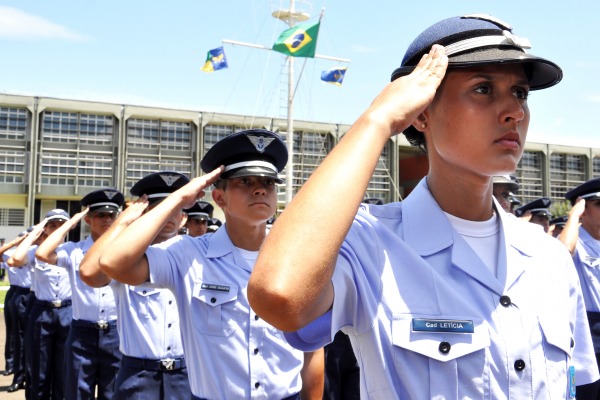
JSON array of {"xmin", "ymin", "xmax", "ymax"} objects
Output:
[
  {"xmin": 300, "ymin": 348, "xmax": 325, "ymax": 400},
  {"xmin": 249, "ymin": 113, "xmax": 391, "ymax": 329},
  {"xmin": 3, "ymin": 236, "xmax": 28, "ymax": 266},
  {"xmin": 99, "ymin": 194, "xmax": 182, "ymax": 285},
  {"xmin": 35, "ymin": 224, "xmax": 72, "ymax": 264}
]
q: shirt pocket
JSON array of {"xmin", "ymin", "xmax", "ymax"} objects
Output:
[
  {"xmin": 391, "ymin": 314, "xmax": 490, "ymax": 399},
  {"xmin": 129, "ymin": 286, "xmax": 161, "ymax": 320},
  {"xmin": 191, "ymin": 281, "xmax": 240, "ymax": 337},
  {"xmin": 538, "ymin": 311, "xmax": 572, "ymax": 364}
]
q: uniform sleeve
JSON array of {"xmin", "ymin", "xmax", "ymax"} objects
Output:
[
  {"xmin": 284, "ymin": 211, "xmax": 384, "ymax": 350},
  {"xmin": 146, "ymin": 237, "xmax": 185, "ymax": 292},
  {"xmin": 55, "ymin": 242, "xmax": 74, "ymax": 269}
]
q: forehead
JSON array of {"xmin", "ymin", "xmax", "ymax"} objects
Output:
[{"xmin": 446, "ymin": 64, "xmax": 529, "ymax": 82}]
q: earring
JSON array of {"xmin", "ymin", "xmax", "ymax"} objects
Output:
[{"xmin": 420, "ymin": 122, "xmax": 427, "ymax": 129}]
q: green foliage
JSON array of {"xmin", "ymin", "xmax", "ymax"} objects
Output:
[{"xmin": 550, "ymin": 200, "xmax": 572, "ymax": 218}]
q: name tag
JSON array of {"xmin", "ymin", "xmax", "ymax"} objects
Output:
[
  {"xmin": 201, "ymin": 283, "xmax": 230, "ymax": 292},
  {"xmin": 412, "ymin": 318, "xmax": 474, "ymax": 334}
]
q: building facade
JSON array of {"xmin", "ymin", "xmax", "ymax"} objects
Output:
[{"xmin": 0, "ymin": 92, "xmax": 599, "ymax": 240}]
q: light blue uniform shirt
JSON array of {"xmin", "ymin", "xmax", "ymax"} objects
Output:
[
  {"xmin": 286, "ymin": 178, "xmax": 599, "ymax": 400},
  {"xmin": 146, "ymin": 227, "xmax": 304, "ymax": 399},
  {"xmin": 30, "ymin": 245, "xmax": 72, "ymax": 302},
  {"xmin": 56, "ymin": 237, "xmax": 116, "ymax": 322},
  {"xmin": 2, "ymin": 249, "xmax": 32, "ymax": 288},
  {"xmin": 573, "ymin": 227, "xmax": 600, "ymax": 312},
  {"xmin": 111, "ymin": 281, "xmax": 184, "ymax": 360}
]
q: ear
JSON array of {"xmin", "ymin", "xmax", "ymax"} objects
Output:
[
  {"xmin": 212, "ymin": 188, "xmax": 226, "ymax": 209},
  {"xmin": 411, "ymin": 113, "xmax": 428, "ymax": 132},
  {"xmin": 84, "ymin": 215, "xmax": 92, "ymax": 225},
  {"xmin": 179, "ymin": 213, "xmax": 188, "ymax": 229}
]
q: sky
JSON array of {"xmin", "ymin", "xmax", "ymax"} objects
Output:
[{"xmin": 1, "ymin": 0, "xmax": 600, "ymax": 148}]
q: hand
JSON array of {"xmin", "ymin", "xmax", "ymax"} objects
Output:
[
  {"xmin": 176, "ymin": 167, "xmax": 223, "ymax": 209},
  {"xmin": 70, "ymin": 208, "xmax": 89, "ymax": 227},
  {"xmin": 569, "ymin": 197, "xmax": 586, "ymax": 220},
  {"xmin": 366, "ymin": 44, "xmax": 448, "ymax": 136},
  {"xmin": 117, "ymin": 196, "xmax": 149, "ymax": 226}
]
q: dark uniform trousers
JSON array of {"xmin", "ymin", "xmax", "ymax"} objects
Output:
[
  {"xmin": 3, "ymin": 284, "xmax": 16, "ymax": 372},
  {"xmin": 323, "ymin": 331, "xmax": 360, "ymax": 400},
  {"xmin": 28, "ymin": 298, "xmax": 72, "ymax": 400},
  {"xmin": 8, "ymin": 287, "xmax": 33, "ymax": 387},
  {"xmin": 114, "ymin": 355, "xmax": 191, "ymax": 400},
  {"xmin": 64, "ymin": 319, "xmax": 121, "ymax": 400}
]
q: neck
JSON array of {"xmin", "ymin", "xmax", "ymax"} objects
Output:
[{"xmin": 224, "ymin": 219, "xmax": 267, "ymax": 251}]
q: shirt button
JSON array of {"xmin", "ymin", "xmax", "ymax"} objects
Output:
[
  {"xmin": 168, "ymin": 323, "xmax": 172, "ymax": 328},
  {"xmin": 514, "ymin": 359, "xmax": 526, "ymax": 371},
  {"xmin": 143, "ymin": 290, "xmax": 147, "ymax": 294},
  {"xmin": 167, "ymin": 346, "xmax": 171, "ymax": 350},
  {"xmin": 571, "ymin": 338, "xmax": 575, "ymax": 348},
  {"xmin": 254, "ymin": 382, "xmax": 260, "ymax": 389},
  {"xmin": 438, "ymin": 341, "xmax": 451, "ymax": 354},
  {"xmin": 253, "ymin": 348, "xmax": 259, "ymax": 355},
  {"xmin": 254, "ymin": 315, "xmax": 259, "ymax": 321},
  {"xmin": 499, "ymin": 295, "xmax": 511, "ymax": 307},
  {"xmin": 169, "ymin": 300, "xmax": 172, "ymax": 305},
  {"xmin": 210, "ymin": 297, "xmax": 216, "ymax": 303},
  {"xmin": 100, "ymin": 310, "xmax": 104, "ymax": 313}
]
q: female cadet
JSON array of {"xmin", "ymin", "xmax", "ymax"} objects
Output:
[{"xmin": 247, "ymin": 14, "xmax": 600, "ymax": 399}]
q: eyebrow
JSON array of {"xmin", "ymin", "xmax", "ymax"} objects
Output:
[{"xmin": 467, "ymin": 73, "xmax": 529, "ymax": 87}]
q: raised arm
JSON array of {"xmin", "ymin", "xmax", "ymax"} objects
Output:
[
  {"xmin": 80, "ymin": 197, "xmax": 149, "ymax": 288},
  {"xmin": 7, "ymin": 221, "xmax": 45, "ymax": 267},
  {"xmin": 300, "ymin": 349, "xmax": 325, "ymax": 400},
  {"xmin": 35, "ymin": 210, "xmax": 87, "ymax": 265},
  {"xmin": 558, "ymin": 197, "xmax": 586, "ymax": 255},
  {"xmin": 98, "ymin": 168, "xmax": 222, "ymax": 286},
  {"xmin": 248, "ymin": 45, "xmax": 448, "ymax": 331},
  {"xmin": 2, "ymin": 234, "xmax": 29, "ymax": 266}
]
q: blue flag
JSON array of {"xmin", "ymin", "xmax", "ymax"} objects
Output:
[
  {"xmin": 202, "ymin": 46, "xmax": 228, "ymax": 73},
  {"xmin": 321, "ymin": 67, "xmax": 347, "ymax": 86}
]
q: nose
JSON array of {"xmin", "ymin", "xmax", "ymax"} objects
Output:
[{"xmin": 501, "ymin": 94, "xmax": 526, "ymax": 126}]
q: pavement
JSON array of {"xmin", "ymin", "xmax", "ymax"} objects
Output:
[{"xmin": 0, "ymin": 308, "xmax": 25, "ymax": 399}]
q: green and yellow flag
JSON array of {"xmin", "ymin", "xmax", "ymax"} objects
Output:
[{"xmin": 272, "ymin": 20, "xmax": 320, "ymax": 58}]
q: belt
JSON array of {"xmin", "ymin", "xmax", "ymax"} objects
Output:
[
  {"xmin": 72, "ymin": 318, "xmax": 117, "ymax": 331},
  {"xmin": 193, "ymin": 393, "xmax": 299, "ymax": 400},
  {"xmin": 122, "ymin": 355, "xmax": 186, "ymax": 371},
  {"xmin": 35, "ymin": 298, "xmax": 72, "ymax": 309}
]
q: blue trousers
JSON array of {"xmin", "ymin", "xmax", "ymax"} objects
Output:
[
  {"xmin": 3, "ymin": 285, "xmax": 16, "ymax": 372},
  {"xmin": 28, "ymin": 299, "xmax": 72, "ymax": 400},
  {"xmin": 9, "ymin": 287, "xmax": 33, "ymax": 386},
  {"xmin": 114, "ymin": 355, "xmax": 191, "ymax": 400},
  {"xmin": 64, "ymin": 319, "xmax": 121, "ymax": 400}
]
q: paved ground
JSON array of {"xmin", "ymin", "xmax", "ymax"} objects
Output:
[{"xmin": 0, "ymin": 308, "xmax": 25, "ymax": 399}]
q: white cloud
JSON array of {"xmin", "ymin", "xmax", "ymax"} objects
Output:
[{"xmin": 0, "ymin": 6, "xmax": 87, "ymax": 41}]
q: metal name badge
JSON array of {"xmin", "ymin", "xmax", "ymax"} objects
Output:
[
  {"xmin": 201, "ymin": 283, "xmax": 230, "ymax": 292},
  {"xmin": 412, "ymin": 318, "xmax": 475, "ymax": 334}
]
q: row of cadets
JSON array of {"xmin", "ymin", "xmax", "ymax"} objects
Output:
[
  {"xmin": 34, "ymin": 193, "xmax": 123, "ymax": 399},
  {"xmin": 90, "ymin": 129, "xmax": 325, "ymax": 399},
  {"xmin": 554, "ymin": 177, "xmax": 600, "ymax": 385},
  {"xmin": 0, "ymin": 228, "xmax": 35, "ymax": 394},
  {"xmin": 8, "ymin": 209, "xmax": 72, "ymax": 399},
  {"xmin": 80, "ymin": 174, "xmax": 191, "ymax": 399}
]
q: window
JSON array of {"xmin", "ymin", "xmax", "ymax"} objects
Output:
[
  {"xmin": 516, "ymin": 151, "xmax": 543, "ymax": 204},
  {"xmin": 42, "ymin": 111, "xmax": 114, "ymax": 145},
  {"xmin": 0, "ymin": 150, "xmax": 25, "ymax": 184},
  {"xmin": 77, "ymin": 154, "xmax": 113, "ymax": 187},
  {"xmin": 0, "ymin": 107, "xmax": 27, "ymax": 140},
  {"xmin": 127, "ymin": 119, "xmax": 192, "ymax": 150},
  {"xmin": 79, "ymin": 114, "xmax": 114, "ymax": 145},
  {"xmin": 594, "ymin": 156, "xmax": 600, "ymax": 178},
  {"xmin": 0, "ymin": 208, "xmax": 25, "ymax": 226},
  {"xmin": 549, "ymin": 153, "xmax": 586, "ymax": 202},
  {"xmin": 40, "ymin": 152, "xmax": 77, "ymax": 185},
  {"xmin": 124, "ymin": 157, "xmax": 192, "ymax": 192},
  {"xmin": 203, "ymin": 125, "xmax": 236, "ymax": 154}
]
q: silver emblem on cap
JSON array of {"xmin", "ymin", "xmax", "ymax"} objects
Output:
[
  {"xmin": 247, "ymin": 135, "xmax": 276, "ymax": 153},
  {"xmin": 104, "ymin": 191, "xmax": 117, "ymax": 200},
  {"xmin": 160, "ymin": 174, "xmax": 181, "ymax": 187}
]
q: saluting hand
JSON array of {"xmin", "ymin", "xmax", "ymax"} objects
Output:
[
  {"xmin": 117, "ymin": 196, "xmax": 149, "ymax": 226},
  {"xmin": 367, "ymin": 44, "xmax": 448, "ymax": 137},
  {"xmin": 177, "ymin": 167, "xmax": 223, "ymax": 209}
]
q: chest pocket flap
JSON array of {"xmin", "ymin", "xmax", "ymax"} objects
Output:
[
  {"xmin": 193, "ymin": 281, "xmax": 238, "ymax": 306},
  {"xmin": 538, "ymin": 312, "xmax": 572, "ymax": 356},
  {"xmin": 392, "ymin": 314, "xmax": 490, "ymax": 362},
  {"xmin": 192, "ymin": 281, "xmax": 240, "ymax": 337}
]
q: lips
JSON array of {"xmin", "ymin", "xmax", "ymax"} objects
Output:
[{"xmin": 495, "ymin": 131, "xmax": 520, "ymax": 148}]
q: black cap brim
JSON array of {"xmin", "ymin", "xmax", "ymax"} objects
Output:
[{"xmin": 222, "ymin": 166, "xmax": 283, "ymax": 184}]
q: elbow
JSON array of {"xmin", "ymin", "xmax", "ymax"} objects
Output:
[
  {"xmin": 6, "ymin": 258, "xmax": 19, "ymax": 267},
  {"xmin": 248, "ymin": 274, "xmax": 307, "ymax": 332},
  {"xmin": 35, "ymin": 250, "xmax": 50, "ymax": 264}
]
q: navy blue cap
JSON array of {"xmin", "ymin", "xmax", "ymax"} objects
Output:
[
  {"xmin": 492, "ymin": 175, "xmax": 519, "ymax": 192},
  {"xmin": 45, "ymin": 209, "xmax": 70, "ymax": 222},
  {"xmin": 208, "ymin": 217, "xmax": 222, "ymax": 228},
  {"xmin": 509, "ymin": 194, "xmax": 521, "ymax": 206},
  {"xmin": 391, "ymin": 14, "xmax": 562, "ymax": 89},
  {"xmin": 184, "ymin": 201, "xmax": 214, "ymax": 220},
  {"xmin": 565, "ymin": 178, "xmax": 600, "ymax": 205},
  {"xmin": 81, "ymin": 188, "xmax": 125, "ymax": 213},
  {"xmin": 130, "ymin": 171, "xmax": 190, "ymax": 204},
  {"xmin": 514, "ymin": 197, "xmax": 552, "ymax": 218},
  {"xmin": 549, "ymin": 216, "xmax": 568, "ymax": 227},
  {"xmin": 200, "ymin": 129, "xmax": 288, "ymax": 184},
  {"xmin": 363, "ymin": 197, "xmax": 384, "ymax": 205}
]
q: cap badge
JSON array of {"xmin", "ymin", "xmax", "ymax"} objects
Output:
[
  {"xmin": 247, "ymin": 135, "xmax": 276, "ymax": 153},
  {"xmin": 104, "ymin": 191, "xmax": 117, "ymax": 200},
  {"xmin": 199, "ymin": 203, "xmax": 210, "ymax": 210},
  {"xmin": 160, "ymin": 174, "xmax": 181, "ymax": 187}
]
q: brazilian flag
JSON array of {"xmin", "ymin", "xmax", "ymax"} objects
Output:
[
  {"xmin": 272, "ymin": 20, "xmax": 320, "ymax": 58},
  {"xmin": 202, "ymin": 46, "xmax": 228, "ymax": 73}
]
